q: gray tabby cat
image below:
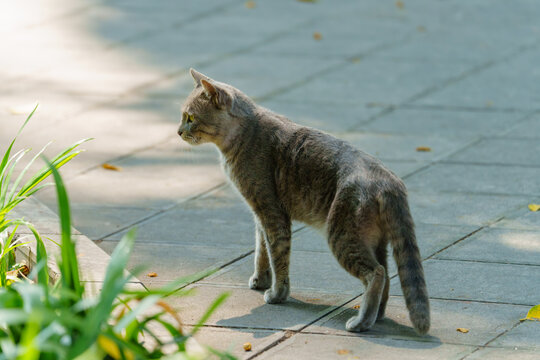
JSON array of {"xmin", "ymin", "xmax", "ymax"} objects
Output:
[{"xmin": 178, "ymin": 69, "xmax": 430, "ymax": 334}]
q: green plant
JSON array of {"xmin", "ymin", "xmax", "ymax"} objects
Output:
[
  {"xmin": 0, "ymin": 159, "xmax": 235, "ymax": 359},
  {"xmin": 0, "ymin": 105, "xmax": 88, "ymax": 286}
]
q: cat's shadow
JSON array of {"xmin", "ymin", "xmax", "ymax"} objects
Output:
[{"xmin": 216, "ymin": 296, "xmax": 442, "ymax": 349}]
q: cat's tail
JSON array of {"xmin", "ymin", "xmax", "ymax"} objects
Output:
[{"xmin": 381, "ymin": 189, "xmax": 430, "ymax": 335}]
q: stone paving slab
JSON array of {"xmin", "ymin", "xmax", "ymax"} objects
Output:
[
  {"xmin": 252, "ymin": 9, "xmax": 414, "ymax": 59},
  {"xmin": 407, "ymin": 191, "xmax": 528, "ymax": 227},
  {"xmin": 341, "ymin": 132, "xmax": 467, "ymax": 163},
  {"xmin": 502, "ymin": 114, "xmax": 540, "ymax": 139},
  {"xmin": 358, "ymin": 108, "xmax": 522, "ymax": 138},
  {"xmin": 37, "ymin": 139, "xmax": 225, "ymax": 216},
  {"xmin": 104, "ymin": 185, "xmax": 255, "ymax": 245},
  {"xmin": 66, "ymin": 205, "xmax": 152, "ymax": 241},
  {"xmin": 389, "ymin": 259, "xmax": 540, "ymax": 306},
  {"xmin": 406, "ymin": 163, "xmax": 540, "ymax": 196},
  {"xmin": 201, "ymin": 250, "xmax": 359, "ymax": 295},
  {"xmin": 435, "ymin": 227, "xmax": 540, "ymax": 265},
  {"xmin": 307, "ymin": 296, "xmax": 529, "ymax": 347},
  {"xmin": 489, "ymin": 321, "xmax": 540, "ymax": 350},
  {"xmin": 447, "ymin": 138, "xmax": 540, "ymax": 167},
  {"xmin": 494, "ymin": 205, "xmax": 540, "ymax": 231},
  {"xmin": 257, "ymin": 99, "xmax": 382, "ymax": 133},
  {"xmin": 98, "ymin": 241, "xmax": 249, "ymax": 288},
  {"xmin": 169, "ymin": 284, "xmax": 351, "ymax": 331},
  {"xmin": 186, "ymin": 326, "xmax": 285, "ymax": 360},
  {"xmin": 415, "ymin": 47, "xmax": 540, "ymax": 110},
  {"xmin": 465, "ymin": 347, "xmax": 540, "ymax": 360},
  {"xmin": 272, "ymin": 58, "xmax": 470, "ymax": 107},
  {"xmin": 257, "ymin": 333, "xmax": 475, "ymax": 360}
]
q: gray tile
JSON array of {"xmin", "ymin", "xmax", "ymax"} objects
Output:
[
  {"xmin": 202, "ymin": 250, "xmax": 361, "ymax": 295},
  {"xmin": 97, "ymin": 241, "xmax": 250, "ymax": 286},
  {"xmin": 503, "ymin": 114, "xmax": 540, "ymax": 139},
  {"xmin": 68, "ymin": 205, "xmax": 152, "ymax": 241},
  {"xmin": 309, "ymin": 297, "xmax": 528, "ymax": 346},
  {"xmin": 273, "ymin": 58, "xmax": 470, "ymax": 107},
  {"xmin": 293, "ymin": 223, "xmax": 477, "ymax": 261},
  {"xmin": 390, "ymin": 259, "xmax": 540, "ymax": 305},
  {"xmin": 104, "ymin": 186, "xmax": 255, "ymax": 247},
  {"xmin": 490, "ymin": 320, "xmax": 540, "ymax": 350},
  {"xmin": 341, "ymin": 132, "xmax": 467, "ymax": 162},
  {"xmin": 258, "ymin": 333, "xmax": 474, "ymax": 360},
  {"xmin": 167, "ymin": 284, "xmax": 351, "ymax": 331},
  {"xmin": 448, "ymin": 138, "xmax": 540, "ymax": 167},
  {"xmin": 406, "ymin": 163, "xmax": 540, "ymax": 196},
  {"xmin": 466, "ymin": 347, "xmax": 540, "ymax": 360},
  {"xmin": 257, "ymin": 100, "xmax": 381, "ymax": 133},
  {"xmin": 359, "ymin": 108, "xmax": 519, "ymax": 138},
  {"xmin": 495, "ymin": 206, "xmax": 540, "ymax": 231},
  {"xmin": 408, "ymin": 191, "xmax": 528, "ymax": 227},
  {"xmin": 436, "ymin": 227, "xmax": 540, "ymax": 265},
  {"xmin": 253, "ymin": 11, "xmax": 414, "ymax": 59},
  {"xmin": 37, "ymin": 139, "xmax": 225, "ymax": 209},
  {"xmin": 186, "ymin": 327, "xmax": 284, "ymax": 360},
  {"xmin": 415, "ymin": 48, "xmax": 540, "ymax": 110},
  {"xmin": 149, "ymin": 53, "xmax": 345, "ymax": 101}
]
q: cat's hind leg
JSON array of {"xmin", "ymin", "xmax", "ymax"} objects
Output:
[
  {"xmin": 249, "ymin": 223, "xmax": 272, "ymax": 290},
  {"xmin": 375, "ymin": 241, "xmax": 390, "ymax": 321},
  {"xmin": 342, "ymin": 250, "xmax": 386, "ymax": 332},
  {"xmin": 327, "ymin": 194, "xmax": 386, "ymax": 332}
]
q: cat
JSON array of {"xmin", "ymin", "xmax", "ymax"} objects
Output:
[{"xmin": 178, "ymin": 68, "xmax": 430, "ymax": 334}]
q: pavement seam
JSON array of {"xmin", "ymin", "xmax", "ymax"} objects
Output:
[
  {"xmin": 431, "ymin": 257, "xmax": 540, "ymax": 268},
  {"xmin": 97, "ymin": 181, "xmax": 228, "ymax": 241},
  {"xmin": 460, "ymin": 320, "xmax": 525, "ymax": 360},
  {"xmin": 438, "ymin": 160, "xmax": 540, "ymax": 169},
  {"xmin": 348, "ymin": 39, "xmax": 540, "ymax": 132},
  {"xmin": 401, "ymin": 103, "xmax": 534, "ymax": 114}
]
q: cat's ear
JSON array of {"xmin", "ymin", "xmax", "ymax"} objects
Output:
[
  {"xmin": 190, "ymin": 68, "xmax": 208, "ymax": 86},
  {"xmin": 201, "ymin": 79, "xmax": 231, "ymax": 109}
]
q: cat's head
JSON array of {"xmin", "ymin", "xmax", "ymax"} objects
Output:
[{"xmin": 178, "ymin": 69, "xmax": 254, "ymax": 148}]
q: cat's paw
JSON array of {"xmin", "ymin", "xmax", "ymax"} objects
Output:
[
  {"xmin": 345, "ymin": 315, "xmax": 375, "ymax": 332},
  {"xmin": 249, "ymin": 269, "xmax": 272, "ymax": 290},
  {"xmin": 263, "ymin": 281, "xmax": 290, "ymax": 304}
]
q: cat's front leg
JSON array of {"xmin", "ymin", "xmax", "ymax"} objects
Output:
[
  {"xmin": 249, "ymin": 223, "xmax": 272, "ymax": 290},
  {"xmin": 258, "ymin": 216, "xmax": 292, "ymax": 304}
]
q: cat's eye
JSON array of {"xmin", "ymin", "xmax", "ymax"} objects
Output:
[{"xmin": 187, "ymin": 114, "xmax": 195, "ymax": 124}]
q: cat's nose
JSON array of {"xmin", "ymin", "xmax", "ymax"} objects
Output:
[{"xmin": 177, "ymin": 129, "xmax": 183, "ymax": 137}]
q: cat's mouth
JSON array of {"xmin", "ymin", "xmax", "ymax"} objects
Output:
[{"xmin": 181, "ymin": 134, "xmax": 201, "ymax": 145}]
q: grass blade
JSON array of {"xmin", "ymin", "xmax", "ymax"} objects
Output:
[{"xmin": 42, "ymin": 157, "xmax": 82, "ymax": 295}]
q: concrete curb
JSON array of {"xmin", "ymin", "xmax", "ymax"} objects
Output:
[{"xmin": 12, "ymin": 196, "xmax": 138, "ymax": 287}]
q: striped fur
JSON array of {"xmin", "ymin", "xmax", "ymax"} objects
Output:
[{"xmin": 178, "ymin": 69, "xmax": 430, "ymax": 334}]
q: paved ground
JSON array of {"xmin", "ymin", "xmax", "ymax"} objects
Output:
[{"xmin": 2, "ymin": 0, "xmax": 540, "ymax": 359}]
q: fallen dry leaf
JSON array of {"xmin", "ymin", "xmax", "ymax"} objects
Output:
[
  {"xmin": 102, "ymin": 163, "xmax": 122, "ymax": 171},
  {"xmin": 395, "ymin": 0, "xmax": 404, "ymax": 9},
  {"xmin": 350, "ymin": 57, "xmax": 362, "ymax": 63},
  {"xmin": 456, "ymin": 328, "xmax": 469, "ymax": 333},
  {"xmin": 245, "ymin": 1, "xmax": 255, "ymax": 9},
  {"xmin": 353, "ymin": 304, "xmax": 360, "ymax": 309},
  {"xmin": 337, "ymin": 349, "xmax": 350, "ymax": 355},
  {"xmin": 313, "ymin": 32, "xmax": 322, "ymax": 40},
  {"xmin": 297, "ymin": 0, "xmax": 317, "ymax": 3},
  {"xmin": 528, "ymin": 204, "xmax": 540, "ymax": 212},
  {"xmin": 147, "ymin": 272, "xmax": 158, "ymax": 278},
  {"xmin": 416, "ymin": 146, "xmax": 432, "ymax": 152},
  {"xmin": 243, "ymin": 342, "xmax": 252, "ymax": 351},
  {"xmin": 417, "ymin": 25, "xmax": 426, "ymax": 32},
  {"xmin": 521, "ymin": 304, "xmax": 540, "ymax": 321}
]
